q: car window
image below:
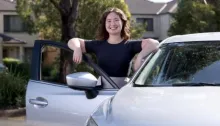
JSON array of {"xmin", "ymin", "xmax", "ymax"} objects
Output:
[
  {"xmin": 134, "ymin": 41, "xmax": 220, "ymax": 86},
  {"xmin": 41, "ymin": 45, "xmax": 97, "ymax": 85}
]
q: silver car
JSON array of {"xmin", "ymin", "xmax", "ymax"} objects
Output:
[
  {"xmin": 86, "ymin": 32, "xmax": 220, "ymax": 126},
  {"xmin": 26, "ymin": 40, "xmax": 126, "ymax": 126}
]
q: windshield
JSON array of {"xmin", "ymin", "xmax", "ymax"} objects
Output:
[{"xmin": 134, "ymin": 41, "xmax": 220, "ymax": 86}]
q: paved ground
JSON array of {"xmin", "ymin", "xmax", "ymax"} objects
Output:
[
  {"xmin": 0, "ymin": 115, "xmax": 72, "ymax": 126},
  {"xmin": 0, "ymin": 108, "xmax": 26, "ymax": 125},
  {"xmin": 0, "ymin": 118, "xmax": 25, "ymax": 126},
  {"xmin": 0, "ymin": 117, "xmax": 72, "ymax": 126}
]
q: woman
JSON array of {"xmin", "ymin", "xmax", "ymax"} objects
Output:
[{"xmin": 68, "ymin": 7, "xmax": 159, "ymax": 77}]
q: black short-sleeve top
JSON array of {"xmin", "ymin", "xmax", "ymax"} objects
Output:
[{"xmin": 85, "ymin": 40, "xmax": 142, "ymax": 77}]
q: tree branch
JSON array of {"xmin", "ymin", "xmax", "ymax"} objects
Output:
[
  {"xmin": 69, "ymin": 0, "xmax": 79, "ymax": 23},
  {"xmin": 60, "ymin": 0, "xmax": 72, "ymax": 15},
  {"xmin": 49, "ymin": 0, "xmax": 65, "ymax": 14}
]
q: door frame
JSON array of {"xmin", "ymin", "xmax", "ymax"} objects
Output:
[{"xmin": 30, "ymin": 40, "xmax": 119, "ymax": 89}]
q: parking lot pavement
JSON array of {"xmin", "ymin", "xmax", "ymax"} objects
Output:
[
  {"xmin": 0, "ymin": 119, "xmax": 25, "ymax": 126},
  {"xmin": 0, "ymin": 119, "xmax": 76, "ymax": 126}
]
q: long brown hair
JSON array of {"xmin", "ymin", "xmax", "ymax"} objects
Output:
[{"xmin": 96, "ymin": 7, "xmax": 130, "ymax": 41}]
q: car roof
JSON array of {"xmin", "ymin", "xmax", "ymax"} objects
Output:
[{"xmin": 161, "ymin": 32, "xmax": 220, "ymax": 44}]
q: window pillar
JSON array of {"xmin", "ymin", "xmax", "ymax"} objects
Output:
[{"xmin": 19, "ymin": 45, "xmax": 24, "ymax": 62}]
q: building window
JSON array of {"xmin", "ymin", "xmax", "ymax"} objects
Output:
[
  {"xmin": 4, "ymin": 15, "xmax": 27, "ymax": 32},
  {"xmin": 136, "ymin": 18, "xmax": 154, "ymax": 32}
]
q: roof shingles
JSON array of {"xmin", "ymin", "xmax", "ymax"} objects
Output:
[{"xmin": 0, "ymin": 33, "xmax": 25, "ymax": 44}]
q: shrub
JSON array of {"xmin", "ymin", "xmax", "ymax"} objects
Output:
[
  {"xmin": 3, "ymin": 58, "xmax": 30, "ymax": 81},
  {"xmin": 0, "ymin": 71, "xmax": 27, "ymax": 109},
  {"xmin": 42, "ymin": 65, "xmax": 53, "ymax": 77}
]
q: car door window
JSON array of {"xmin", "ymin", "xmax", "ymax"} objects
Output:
[{"xmin": 41, "ymin": 45, "xmax": 97, "ymax": 85}]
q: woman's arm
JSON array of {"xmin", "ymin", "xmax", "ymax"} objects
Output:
[
  {"xmin": 133, "ymin": 38, "xmax": 159, "ymax": 71},
  {"xmin": 68, "ymin": 38, "xmax": 86, "ymax": 53},
  {"xmin": 67, "ymin": 38, "xmax": 86, "ymax": 64}
]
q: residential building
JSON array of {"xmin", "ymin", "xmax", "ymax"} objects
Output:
[
  {"xmin": 0, "ymin": 0, "xmax": 38, "ymax": 63},
  {"xmin": 125, "ymin": 0, "xmax": 178, "ymax": 40}
]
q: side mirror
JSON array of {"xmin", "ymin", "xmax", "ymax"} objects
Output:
[
  {"xmin": 66, "ymin": 72, "xmax": 100, "ymax": 99},
  {"xmin": 66, "ymin": 72, "xmax": 98, "ymax": 90}
]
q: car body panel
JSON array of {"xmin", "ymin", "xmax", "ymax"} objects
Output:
[
  {"xmin": 26, "ymin": 40, "xmax": 119, "ymax": 126},
  {"xmin": 92, "ymin": 84, "xmax": 220, "ymax": 126},
  {"xmin": 162, "ymin": 32, "xmax": 220, "ymax": 44},
  {"xmin": 26, "ymin": 80, "xmax": 117, "ymax": 126}
]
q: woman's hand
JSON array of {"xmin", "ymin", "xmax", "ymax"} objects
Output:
[
  {"xmin": 68, "ymin": 38, "xmax": 86, "ymax": 64},
  {"xmin": 133, "ymin": 38, "xmax": 159, "ymax": 71},
  {"xmin": 139, "ymin": 38, "xmax": 159, "ymax": 58},
  {"xmin": 73, "ymin": 48, "xmax": 83, "ymax": 64}
]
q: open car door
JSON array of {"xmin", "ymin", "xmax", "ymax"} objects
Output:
[{"xmin": 26, "ymin": 40, "xmax": 119, "ymax": 126}]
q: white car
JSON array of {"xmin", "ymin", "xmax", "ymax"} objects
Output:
[{"xmin": 86, "ymin": 32, "xmax": 220, "ymax": 126}]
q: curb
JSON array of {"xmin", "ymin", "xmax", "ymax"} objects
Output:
[{"xmin": 0, "ymin": 108, "xmax": 26, "ymax": 117}]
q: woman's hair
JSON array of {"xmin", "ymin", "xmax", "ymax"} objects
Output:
[{"xmin": 96, "ymin": 7, "xmax": 130, "ymax": 41}]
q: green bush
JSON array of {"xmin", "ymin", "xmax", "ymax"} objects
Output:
[
  {"xmin": 3, "ymin": 58, "xmax": 21, "ymax": 68},
  {"xmin": 42, "ymin": 65, "xmax": 53, "ymax": 77},
  {"xmin": 0, "ymin": 71, "xmax": 27, "ymax": 109},
  {"xmin": 3, "ymin": 58, "xmax": 30, "ymax": 81},
  {"xmin": 41, "ymin": 65, "xmax": 59, "ymax": 82}
]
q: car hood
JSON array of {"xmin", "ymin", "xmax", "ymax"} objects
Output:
[{"xmin": 92, "ymin": 84, "xmax": 220, "ymax": 126}]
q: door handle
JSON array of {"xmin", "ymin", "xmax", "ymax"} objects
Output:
[{"xmin": 29, "ymin": 97, "xmax": 48, "ymax": 108}]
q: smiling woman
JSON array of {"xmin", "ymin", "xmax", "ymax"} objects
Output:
[{"xmin": 68, "ymin": 7, "xmax": 159, "ymax": 78}]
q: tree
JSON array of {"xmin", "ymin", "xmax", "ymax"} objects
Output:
[
  {"xmin": 77, "ymin": 0, "xmax": 145, "ymax": 39},
  {"xmin": 16, "ymin": 0, "xmax": 145, "ymax": 41},
  {"xmin": 16, "ymin": 0, "xmax": 78, "ymax": 42},
  {"xmin": 206, "ymin": 0, "xmax": 220, "ymax": 30},
  {"xmin": 16, "ymin": 0, "xmax": 145, "ymax": 82},
  {"xmin": 17, "ymin": 0, "xmax": 79, "ymax": 83},
  {"xmin": 168, "ymin": 0, "xmax": 218, "ymax": 36}
]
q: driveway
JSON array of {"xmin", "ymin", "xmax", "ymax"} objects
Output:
[
  {"xmin": 0, "ymin": 118, "xmax": 76, "ymax": 126},
  {"xmin": 0, "ymin": 119, "xmax": 25, "ymax": 126}
]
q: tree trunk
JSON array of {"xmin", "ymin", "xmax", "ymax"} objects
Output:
[{"xmin": 58, "ymin": 0, "xmax": 79, "ymax": 83}]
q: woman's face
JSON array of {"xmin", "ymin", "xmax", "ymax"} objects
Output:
[{"xmin": 105, "ymin": 12, "xmax": 123, "ymax": 36}]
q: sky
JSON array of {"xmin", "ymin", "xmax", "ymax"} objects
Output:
[{"xmin": 148, "ymin": 0, "xmax": 174, "ymax": 3}]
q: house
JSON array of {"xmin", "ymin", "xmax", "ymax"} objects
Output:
[
  {"xmin": 125, "ymin": 0, "xmax": 178, "ymax": 41},
  {"xmin": 0, "ymin": 0, "xmax": 38, "ymax": 63}
]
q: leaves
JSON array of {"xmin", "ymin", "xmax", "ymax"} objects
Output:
[
  {"xmin": 16, "ymin": 0, "xmax": 61, "ymax": 41},
  {"xmin": 16, "ymin": 0, "xmax": 145, "ymax": 41},
  {"xmin": 0, "ymin": 72, "xmax": 27, "ymax": 109},
  {"xmin": 168, "ymin": 0, "xmax": 220, "ymax": 36}
]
